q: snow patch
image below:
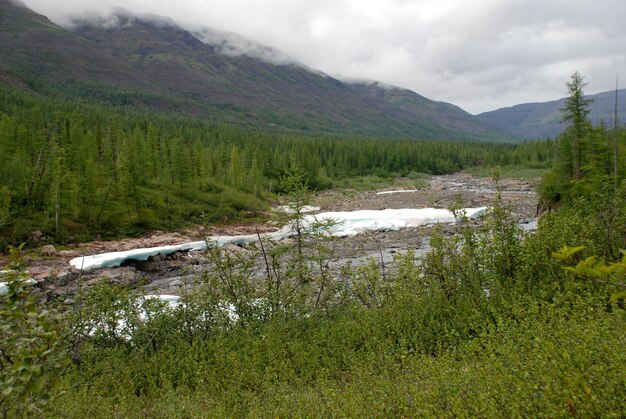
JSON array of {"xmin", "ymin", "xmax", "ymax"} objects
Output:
[
  {"xmin": 0, "ymin": 277, "xmax": 37, "ymax": 296},
  {"xmin": 70, "ymin": 207, "xmax": 487, "ymax": 271},
  {"xmin": 376, "ymin": 189, "xmax": 419, "ymax": 195},
  {"xmin": 313, "ymin": 207, "xmax": 486, "ymax": 237}
]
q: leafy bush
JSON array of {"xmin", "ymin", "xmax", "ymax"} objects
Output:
[{"xmin": 0, "ymin": 246, "xmax": 68, "ymax": 417}]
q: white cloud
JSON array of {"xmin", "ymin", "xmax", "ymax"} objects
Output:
[{"xmin": 19, "ymin": 0, "xmax": 626, "ymax": 114}]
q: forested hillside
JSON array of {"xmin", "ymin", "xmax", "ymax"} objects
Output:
[
  {"xmin": 1, "ymin": 22, "xmax": 625, "ymax": 413},
  {"xmin": 477, "ymin": 88, "xmax": 626, "ymax": 139},
  {"xmin": 2, "ymin": 78, "xmax": 625, "ymax": 414},
  {"xmin": 0, "ymin": 87, "xmax": 553, "ymax": 247},
  {"xmin": 0, "ymin": 0, "xmax": 510, "ymax": 141}
]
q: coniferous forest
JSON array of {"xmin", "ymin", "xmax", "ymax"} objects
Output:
[
  {"xmin": 0, "ymin": 86, "xmax": 555, "ymax": 247},
  {"xmin": 2, "ymin": 71, "xmax": 626, "ymax": 417}
]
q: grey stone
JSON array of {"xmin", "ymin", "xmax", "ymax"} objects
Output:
[
  {"xmin": 169, "ymin": 279, "xmax": 184, "ymax": 287},
  {"xmin": 56, "ymin": 270, "xmax": 73, "ymax": 286}
]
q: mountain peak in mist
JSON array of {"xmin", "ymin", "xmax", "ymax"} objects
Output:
[{"xmin": 0, "ymin": 0, "xmax": 510, "ymax": 141}]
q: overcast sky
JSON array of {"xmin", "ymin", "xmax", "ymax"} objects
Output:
[{"xmin": 21, "ymin": 0, "xmax": 626, "ymax": 114}]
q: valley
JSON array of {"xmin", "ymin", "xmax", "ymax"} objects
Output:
[
  {"xmin": 8, "ymin": 172, "xmax": 538, "ymax": 300},
  {"xmin": 1, "ymin": 1, "xmax": 625, "ymax": 416}
]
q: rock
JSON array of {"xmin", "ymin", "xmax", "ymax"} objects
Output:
[
  {"xmin": 27, "ymin": 266, "xmax": 50, "ymax": 282},
  {"xmin": 169, "ymin": 279, "xmax": 184, "ymax": 287},
  {"xmin": 124, "ymin": 259, "xmax": 162, "ymax": 273},
  {"xmin": 172, "ymin": 252, "xmax": 192, "ymax": 261},
  {"xmin": 59, "ymin": 250, "xmax": 81, "ymax": 258},
  {"xmin": 149, "ymin": 253, "xmax": 168, "ymax": 262},
  {"xmin": 41, "ymin": 245, "xmax": 57, "ymax": 256},
  {"xmin": 188, "ymin": 251, "xmax": 209, "ymax": 264},
  {"xmin": 30, "ymin": 230, "xmax": 45, "ymax": 243},
  {"xmin": 94, "ymin": 267, "xmax": 139, "ymax": 287},
  {"xmin": 223, "ymin": 243, "xmax": 247, "ymax": 253},
  {"xmin": 56, "ymin": 270, "xmax": 73, "ymax": 286}
]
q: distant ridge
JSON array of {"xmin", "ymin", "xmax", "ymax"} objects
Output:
[
  {"xmin": 0, "ymin": 0, "xmax": 510, "ymax": 141},
  {"xmin": 477, "ymin": 89, "xmax": 626, "ymax": 139}
]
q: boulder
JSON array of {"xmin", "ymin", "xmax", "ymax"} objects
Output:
[
  {"xmin": 148, "ymin": 253, "xmax": 168, "ymax": 262},
  {"xmin": 56, "ymin": 270, "xmax": 73, "ymax": 286},
  {"xmin": 30, "ymin": 230, "xmax": 45, "ymax": 243},
  {"xmin": 41, "ymin": 245, "xmax": 57, "ymax": 256},
  {"xmin": 169, "ymin": 279, "xmax": 184, "ymax": 287}
]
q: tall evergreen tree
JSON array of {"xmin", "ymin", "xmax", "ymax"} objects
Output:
[{"xmin": 561, "ymin": 71, "xmax": 593, "ymax": 180}]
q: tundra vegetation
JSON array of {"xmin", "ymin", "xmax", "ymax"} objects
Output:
[{"xmin": 1, "ymin": 74, "xmax": 625, "ymax": 417}]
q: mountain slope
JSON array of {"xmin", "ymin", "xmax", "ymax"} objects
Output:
[
  {"xmin": 477, "ymin": 89, "xmax": 626, "ymax": 139},
  {"xmin": 0, "ymin": 1, "xmax": 155, "ymax": 90},
  {"xmin": 0, "ymin": 0, "xmax": 509, "ymax": 141}
]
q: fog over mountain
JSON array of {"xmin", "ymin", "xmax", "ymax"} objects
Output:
[
  {"xmin": 19, "ymin": 0, "xmax": 626, "ymax": 114},
  {"xmin": 1, "ymin": 0, "xmax": 511, "ymax": 140}
]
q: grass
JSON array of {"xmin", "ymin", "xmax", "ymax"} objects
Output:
[{"xmin": 333, "ymin": 173, "xmax": 430, "ymax": 192}]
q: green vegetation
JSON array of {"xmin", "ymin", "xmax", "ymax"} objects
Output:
[
  {"xmin": 3, "ymin": 177, "xmax": 625, "ymax": 417},
  {"xmin": 2, "ymin": 74, "xmax": 625, "ymax": 417},
  {"xmin": 0, "ymin": 246, "xmax": 68, "ymax": 416},
  {"xmin": 0, "ymin": 86, "xmax": 554, "ymax": 247},
  {"xmin": 0, "ymin": 0, "xmax": 514, "ymax": 143},
  {"xmin": 540, "ymin": 72, "xmax": 626, "ymax": 213}
]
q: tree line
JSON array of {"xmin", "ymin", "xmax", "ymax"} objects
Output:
[
  {"xmin": 540, "ymin": 72, "xmax": 626, "ymax": 211},
  {"xmin": 1, "ymin": 75, "xmax": 625, "ymax": 418},
  {"xmin": 0, "ymin": 86, "xmax": 555, "ymax": 246}
]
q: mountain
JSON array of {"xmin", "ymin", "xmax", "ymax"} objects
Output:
[
  {"xmin": 477, "ymin": 89, "xmax": 626, "ymax": 139},
  {"xmin": 0, "ymin": 0, "xmax": 510, "ymax": 141}
]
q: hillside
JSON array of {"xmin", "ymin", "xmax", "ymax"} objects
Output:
[
  {"xmin": 0, "ymin": 0, "xmax": 509, "ymax": 141},
  {"xmin": 477, "ymin": 88, "xmax": 626, "ymax": 139}
]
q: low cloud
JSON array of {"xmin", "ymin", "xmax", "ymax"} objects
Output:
[
  {"xmin": 193, "ymin": 27, "xmax": 298, "ymax": 66},
  {"xmin": 67, "ymin": 7, "xmax": 180, "ymax": 30},
  {"xmin": 65, "ymin": 7, "xmax": 309, "ymax": 68},
  {"xmin": 19, "ymin": 0, "xmax": 626, "ymax": 113}
]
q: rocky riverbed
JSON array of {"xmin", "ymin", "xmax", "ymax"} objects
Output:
[{"xmin": 2, "ymin": 173, "xmax": 538, "ymax": 301}]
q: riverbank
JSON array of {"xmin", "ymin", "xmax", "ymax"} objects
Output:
[{"xmin": 2, "ymin": 172, "xmax": 539, "ymax": 301}]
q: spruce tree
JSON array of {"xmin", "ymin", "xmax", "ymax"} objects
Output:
[{"xmin": 561, "ymin": 71, "xmax": 593, "ymax": 180}]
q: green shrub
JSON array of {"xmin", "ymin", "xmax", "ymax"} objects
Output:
[{"xmin": 0, "ymin": 246, "xmax": 68, "ymax": 417}]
